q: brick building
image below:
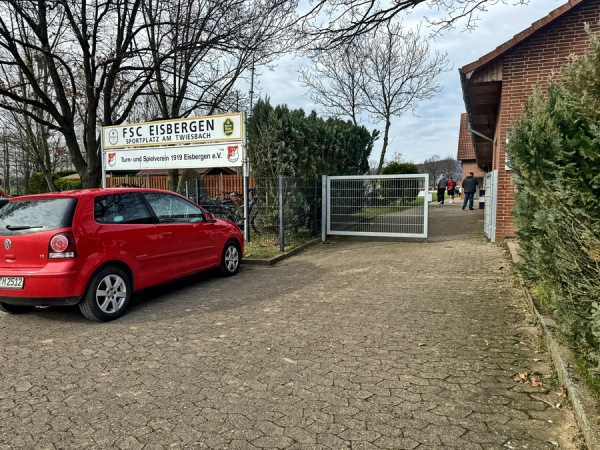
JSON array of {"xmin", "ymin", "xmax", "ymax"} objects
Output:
[
  {"xmin": 458, "ymin": 0, "xmax": 600, "ymax": 241},
  {"xmin": 456, "ymin": 113, "xmax": 486, "ymax": 191}
]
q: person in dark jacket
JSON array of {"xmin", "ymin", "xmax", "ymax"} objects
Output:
[{"xmin": 461, "ymin": 172, "xmax": 479, "ymax": 210}]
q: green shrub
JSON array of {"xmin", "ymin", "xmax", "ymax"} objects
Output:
[
  {"xmin": 55, "ymin": 178, "xmax": 82, "ymax": 191},
  {"xmin": 381, "ymin": 162, "xmax": 420, "ymax": 202},
  {"xmin": 28, "ymin": 171, "xmax": 81, "ymax": 193},
  {"xmin": 381, "ymin": 162, "xmax": 419, "ymax": 175},
  {"xmin": 28, "ymin": 172, "xmax": 49, "ymax": 194},
  {"xmin": 506, "ymin": 31, "xmax": 600, "ymax": 373}
]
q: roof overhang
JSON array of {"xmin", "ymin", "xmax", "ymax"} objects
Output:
[
  {"xmin": 459, "ymin": 73, "xmax": 501, "ymax": 170},
  {"xmin": 458, "ymin": 0, "xmax": 583, "ymax": 171}
]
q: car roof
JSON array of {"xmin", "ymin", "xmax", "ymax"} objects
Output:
[{"xmin": 12, "ymin": 188, "xmax": 179, "ymax": 201}]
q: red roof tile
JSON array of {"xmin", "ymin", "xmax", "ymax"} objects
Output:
[{"xmin": 457, "ymin": 113, "xmax": 476, "ymax": 160}]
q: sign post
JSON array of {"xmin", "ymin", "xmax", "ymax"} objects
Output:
[{"xmin": 241, "ymin": 112, "xmax": 250, "ymax": 242}]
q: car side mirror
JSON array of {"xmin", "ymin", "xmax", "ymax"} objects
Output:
[{"xmin": 205, "ymin": 212, "xmax": 216, "ymax": 222}]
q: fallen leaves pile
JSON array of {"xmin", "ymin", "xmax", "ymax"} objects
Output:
[
  {"xmin": 514, "ymin": 372, "xmax": 543, "ymax": 387},
  {"xmin": 513, "ymin": 373, "xmax": 567, "ymax": 409}
]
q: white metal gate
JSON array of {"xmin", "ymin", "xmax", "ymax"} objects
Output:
[
  {"xmin": 322, "ymin": 174, "xmax": 429, "ymax": 239},
  {"xmin": 484, "ymin": 170, "xmax": 498, "ymax": 242}
]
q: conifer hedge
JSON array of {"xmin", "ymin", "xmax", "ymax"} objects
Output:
[
  {"xmin": 506, "ymin": 31, "xmax": 600, "ymax": 372},
  {"xmin": 247, "ymin": 98, "xmax": 375, "ymax": 179}
]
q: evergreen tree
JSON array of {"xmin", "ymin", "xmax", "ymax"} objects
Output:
[
  {"xmin": 506, "ymin": 32, "xmax": 600, "ymax": 372},
  {"xmin": 247, "ymin": 98, "xmax": 373, "ymax": 179}
]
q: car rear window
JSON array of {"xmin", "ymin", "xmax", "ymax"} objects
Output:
[{"xmin": 0, "ymin": 198, "xmax": 77, "ymax": 236}]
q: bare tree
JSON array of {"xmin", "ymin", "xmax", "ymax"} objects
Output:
[
  {"xmin": 0, "ymin": 27, "xmax": 60, "ymax": 192},
  {"xmin": 361, "ymin": 23, "xmax": 448, "ymax": 174},
  {"xmin": 12, "ymin": 114, "xmax": 59, "ymax": 192},
  {"xmin": 139, "ymin": 0, "xmax": 298, "ymax": 191},
  {"xmin": 300, "ymin": 22, "xmax": 447, "ymax": 174},
  {"xmin": 0, "ymin": 0, "xmax": 154, "ymax": 188},
  {"xmin": 298, "ymin": 40, "xmax": 365, "ymax": 126},
  {"xmin": 388, "ymin": 151, "xmax": 405, "ymax": 163},
  {"xmin": 299, "ymin": 0, "xmax": 529, "ymax": 49},
  {"xmin": 418, "ymin": 154, "xmax": 458, "ymax": 188},
  {"xmin": 0, "ymin": 0, "xmax": 299, "ymax": 189}
]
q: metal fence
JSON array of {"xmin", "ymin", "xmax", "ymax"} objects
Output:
[
  {"xmin": 484, "ymin": 170, "xmax": 498, "ymax": 243},
  {"xmin": 109, "ymin": 173, "xmax": 427, "ymax": 248},
  {"xmin": 193, "ymin": 176, "xmax": 322, "ymax": 251},
  {"xmin": 325, "ymin": 174, "xmax": 429, "ymax": 238}
]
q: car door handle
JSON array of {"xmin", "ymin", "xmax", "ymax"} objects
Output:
[{"xmin": 160, "ymin": 232, "xmax": 173, "ymax": 238}]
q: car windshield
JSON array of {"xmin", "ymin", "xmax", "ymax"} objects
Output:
[{"xmin": 0, "ymin": 198, "xmax": 77, "ymax": 236}]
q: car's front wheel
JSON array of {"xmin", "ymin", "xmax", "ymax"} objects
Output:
[
  {"xmin": 219, "ymin": 241, "xmax": 241, "ymax": 276},
  {"xmin": 79, "ymin": 266, "xmax": 131, "ymax": 322}
]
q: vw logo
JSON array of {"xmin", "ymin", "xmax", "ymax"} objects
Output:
[{"xmin": 4, "ymin": 239, "xmax": 11, "ymax": 250}]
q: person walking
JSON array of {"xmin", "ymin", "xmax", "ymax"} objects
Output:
[
  {"xmin": 436, "ymin": 174, "xmax": 448, "ymax": 205},
  {"xmin": 461, "ymin": 172, "xmax": 479, "ymax": 210},
  {"xmin": 446, "ymin": 177, "xmax": 457, "ymax": 203}
]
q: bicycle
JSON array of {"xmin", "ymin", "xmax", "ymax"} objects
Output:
[
  {"xmin": 197, "ymin": 189, "xmax": 260, "ymax": 235},
  {"xmin": 246, "ymin": 189, "xmax": 260, "ymax": 235},
  {"xmin": 196, "ymin": 194, "xmax": 239, "ymax": 224},
  {"xmin": 219, "ymin": 191, "xmax": 244, "ymax": 208}
]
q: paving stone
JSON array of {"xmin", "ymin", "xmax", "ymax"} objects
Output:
[
  {"xmin": 0, "ymin": 206, "xmax": 585, "ymax": 449},
  {"xmin": 283, "ymin": 426, "xmax": 317, "ymax": 444},
  {"xmin": 315, "ymin": 432, "xmax": 351, "ymax": 449},
  {"xmin": 373, "ymin": 436, "xmax": 420, "ymax": 449},
  {"xmin": 249, "ymin": 435, "xmax": 294, "ymax": 448},
  {"xmin": 113, "ymin": 435, "xmax": 143, "ymax": 450}
]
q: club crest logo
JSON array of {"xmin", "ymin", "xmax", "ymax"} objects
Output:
[
  {"xmin": 223, "ymin": 118, "xmax": 234, "ymax": 137},
  {"xmin": 108, "ymin": 129, "xmax": 119, "ymax": 146},
  {"xmin": 227, "ymin": 146, "xmax": 239, "ymax": 163},
  {"xmin": 107, "ymin": 153, "xmax": 117, "ymax": 167}
]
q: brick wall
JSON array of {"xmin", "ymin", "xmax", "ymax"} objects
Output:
[
  {"xmin": 460, "ymin": 161, "xmax": 486, "ymax": 184},
  {"xmin": 494, "ymin": 0, "xmax": 600, "ymax": 240},
  {"xmin": 459, "ymin": 161, "xmax": 486, "ymax": 199}
]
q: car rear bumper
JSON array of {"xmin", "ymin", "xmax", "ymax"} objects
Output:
[
  {"xmin": 0, "ymin": 262, "xmax": 84, "ymax": 303},
  {"xmin": 0, "ymin": 296, "xmax": 81, "ymax": 306}
]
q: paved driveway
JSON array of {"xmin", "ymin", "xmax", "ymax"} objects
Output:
[{"xmin": 0, "ymin": 203, "xmax": 583, "ymax": 449}]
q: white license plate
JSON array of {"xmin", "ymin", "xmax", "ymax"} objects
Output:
[{"xmin": 0, "ymin": 277, "xmax": 24, "ymax": 289}]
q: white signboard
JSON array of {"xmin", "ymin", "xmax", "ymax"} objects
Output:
[
  {"xmin": 103, "ymin": 113, "xmax": 243, "ymax": 149},
  {"xmin": 105, "ymin": 143, "xmax": 243, "ymax": 171}
]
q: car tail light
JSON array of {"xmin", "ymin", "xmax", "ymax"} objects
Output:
[{"xmin": 49, "ymin": 232, "xmax": 77, "ymax": 259}]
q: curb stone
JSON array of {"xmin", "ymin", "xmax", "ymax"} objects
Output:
[
  {"xmin": 242, "ymin": 238, "xmax": 321, "ymax": 266},
  {"xmin": 507, "ymin": 239, "xmax": 600, "ymax": 450}
]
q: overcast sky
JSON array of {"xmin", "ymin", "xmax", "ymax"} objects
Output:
[{"xmin": 253, "ymin": 0, "xmax": 564, "ymax": 166}]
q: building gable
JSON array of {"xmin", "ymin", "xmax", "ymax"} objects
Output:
[
  {"xmin": 459, "ymin": 0, "xmax": 596, "ymax": 170},
  {"xmin": 458, "ymin": 0, "xmax": 600, "ymax": 241}
]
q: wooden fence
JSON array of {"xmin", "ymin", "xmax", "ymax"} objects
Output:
[{"xmin": 107, "ymin": 174, "xmax": 254, "ymax": 199}]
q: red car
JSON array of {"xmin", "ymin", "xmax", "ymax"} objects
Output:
[{"xmin": 0, "ymin": 188, "xmax": 243, "ymax": 321}]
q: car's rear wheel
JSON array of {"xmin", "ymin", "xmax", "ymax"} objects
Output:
[
  {"xmin": 79, "ymin": 266, "xmax": 131, "ymax": 322},
  {"xmin": 219, "ymin": 241, "xmax": 241, "ymax": 276},
  {"xmin": 0, "ymin": 302, "xmax": 34, "ymax": 314}
]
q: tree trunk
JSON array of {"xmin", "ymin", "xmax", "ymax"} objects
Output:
[
  {"xmin": 376, "ymin": 119, "xmax": 391, "ymax": 174},
  {"xmin": 168, "ymin": 169, "xmax": 179, "ymax": 192}
]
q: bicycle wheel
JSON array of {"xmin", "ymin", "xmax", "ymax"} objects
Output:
[
  {"xmin": 225, "ymin": 210, "xmax": 239, "ymax": 224},
  {"xmin": 213, "ymin": 202, "xmax": 237, "ymax": 224},
  {"xmin": 249, "ymin": 204, "xmax": 260, "ymax": 235}
]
